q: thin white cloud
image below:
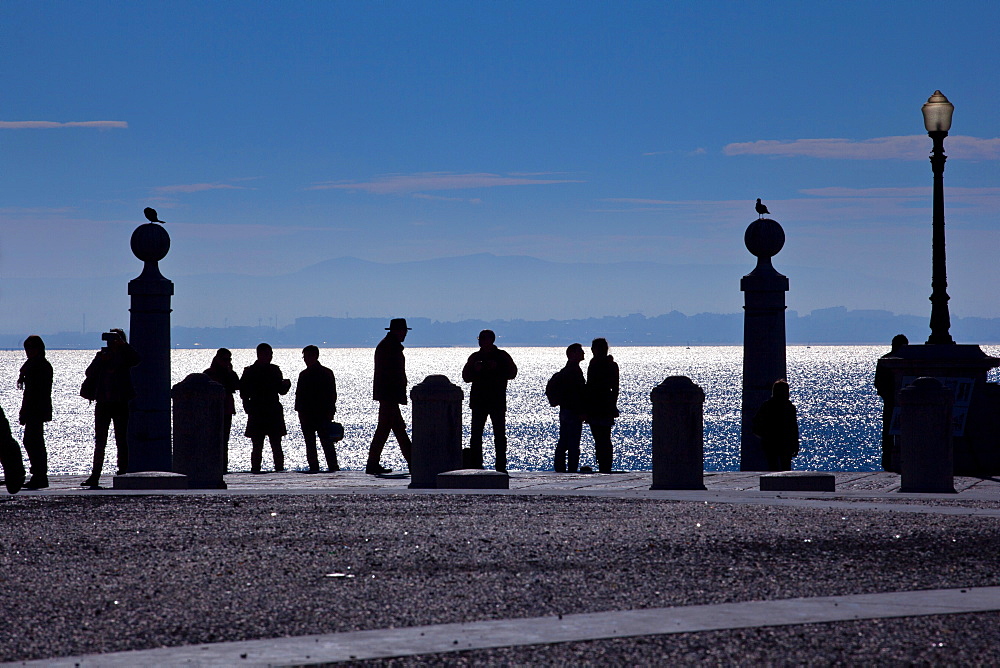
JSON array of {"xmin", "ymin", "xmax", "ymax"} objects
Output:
[
  {"xmin": 152, "ymin": 182, "xmax": 249, "ymax": 194},
  {"xmin": 0, "ymin": 206, "xmax": 75, "ymax": 214},
  {"xmin": 600, "ymin": 198, "xmax": 676, "ymax": 205},
  {"xmin": 0, "ymin": 120, "xmax": 127, "ymax": 129},
  {"xmin": 412, "ymin": 193, "xmax": 483, "ymax": 204},
  {"xmin": 591, "ymin": 188, "xmax": 1000, "ymax": 226},
  {"xmin": 725, "ymin": 135, "xmax": 1000, "ymax": 160},
  {"xmin": 309, "ymin": 172, "xmax": 584, "ymax": 194}
]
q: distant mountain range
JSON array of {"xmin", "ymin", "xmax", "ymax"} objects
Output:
[
  {"xmin": 4, "ymin": 253, "xmax": 994, "ymax": 347},
  {"xmin": 1, "ymin": 252, "xmax": 936, "ymax": 335},
  {"xmin": 12, "ymin": 307, "xmax": 1000, "ymax": 349}
]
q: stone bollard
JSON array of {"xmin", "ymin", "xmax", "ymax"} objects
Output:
[
  {"xmin": 409, "ymin": 375, "xmax": 464, "ymax": 489},
  {"xmin": 898, "ymin": 377, "xmax": 956, "ymax": 493},
  {"xmin": 171, "ymin": 373, "xmax": 227, "ymax": 489},
  {"xmin": 650, "ymin": 376, "xmax": 707, "ymax": 490}
]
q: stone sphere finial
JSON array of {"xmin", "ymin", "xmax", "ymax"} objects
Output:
[
  {"xmin": 131, "ymin": 222, "xmax": 170, "ymax": 263},
  {"xmin": 744, "ymin": 218, "xmax": 784, "ymax": 258}
]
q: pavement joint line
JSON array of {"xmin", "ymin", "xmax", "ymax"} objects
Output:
[{"xmin": 19, "ymin": 586, "xmax": 1000, "ymax": 667}]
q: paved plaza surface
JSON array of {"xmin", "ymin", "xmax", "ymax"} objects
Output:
[{"xmin": 2, "ymin": 470, "xmax": 1000, "ymax": 665}]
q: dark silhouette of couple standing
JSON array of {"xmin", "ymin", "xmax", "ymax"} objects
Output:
[{"xmin": 547, "ymin": 338, "xmax": 620, "ymax": 474}]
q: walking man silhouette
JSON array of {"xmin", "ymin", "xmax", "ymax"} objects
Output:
[{"xmin": 366, "ymin": 319, "xmax": 412, "ymax": 474}]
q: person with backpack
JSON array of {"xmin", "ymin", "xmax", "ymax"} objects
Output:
[{"xmin": 547, "ymin": 342, "xmax": 587, "ymax": 473}]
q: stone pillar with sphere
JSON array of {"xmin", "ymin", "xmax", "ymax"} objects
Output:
[
  {"xmin": 127, "ymin": 221, "xmax": 174, "ymax": 472},
  {"xmin": 740, "ymin": 218, "xmax": 789, "ymax": 471}
]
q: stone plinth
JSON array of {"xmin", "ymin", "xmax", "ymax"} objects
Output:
[
  {"xmin": 436, "ymin": 469, "xmax": 510, "ymax": 489},
  {"xmin": 128, "ymin": 222, "xmax": 174, "ymax": 472},
  {"xmin": 409, "ymin": 375, "xmax": 464, "ymax": 489},
  {"xmin": 650, "ymin": 376, "xmax": 706, "ymax": 490},
  {"xmin": 759, "ymin": 471, "xmax": 836, "ymax": 492},
  {"xmin": 899, "ymin": 377, "xmax": 956, "ymax": 493},
  {"xmin": 172, "ymin": 373, "xmax": 228, "ymax": 489},
  {"xmin": 741, "ymin": 218, "xmax": 789, "ymax": 471},
  {"xmin": 113, "ymin": 471, "xmax": 187, "ymax": 490}
]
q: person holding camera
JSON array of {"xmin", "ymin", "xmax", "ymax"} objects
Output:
[{"xmin": 81, "ymin": 329, "xmax": 140, "ymax": 487}]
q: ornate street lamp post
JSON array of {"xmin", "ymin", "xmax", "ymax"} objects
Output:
[{"xmin": 922, "ymin": 90, "xmax": 955, "ymax": 345}]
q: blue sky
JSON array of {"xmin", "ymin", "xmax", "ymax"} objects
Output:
[{"xmin": 2, "ymin": 1, "xmax": 999, "ymax": 330}]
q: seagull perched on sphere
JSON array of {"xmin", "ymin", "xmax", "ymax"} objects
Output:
[
  {"xmin": 755, "ymin": 198, "xmax": 770, "ymax": 219},
  {"xmin": 143, "ymin": 207, "xmax": 166, "ymax": 224}
]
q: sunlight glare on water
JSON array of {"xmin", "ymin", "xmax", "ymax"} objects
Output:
[{"xmin": 3, "ymin": 345, "xmax": 998, "ymax": 475}]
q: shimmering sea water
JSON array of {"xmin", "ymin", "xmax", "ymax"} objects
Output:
[{"xmin": 4, "ymin": 346, "xmax": 999, "ymax": 476}]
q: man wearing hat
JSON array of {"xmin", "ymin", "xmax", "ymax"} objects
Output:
[{"xmin": 366, "ymin": 318, "xmax": 413, "ymax": 474}]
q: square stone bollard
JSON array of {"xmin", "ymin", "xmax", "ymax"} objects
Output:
[
  {"xmin": 651, "ymin": 376, "xmax": 707, "ymax": 490},
  {"xmin": 171, "ymin": 373, "xmax": 227, "ymax": 489},
  {"xmin": 899, "ymin": 377, "xmax": 956, "ymax": 493},
  {"xmin": 409, "ymin": 375, "xmax": 464, "ymax": 488}
]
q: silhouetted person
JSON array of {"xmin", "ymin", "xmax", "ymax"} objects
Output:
[
  {"xmin": 82, "ymin": 329, "xmax": 140, "ymax": 487},
  {"xmin": 462, "ymin": 330, "xmax": 518, "ymax": 472},
  {"xmin": 143, "ymin": 207, "xmax": 166, "ymax": 223},
  {"xmin": 548, "ymin": 343, "xmax": 586, "ymax": 473},
  {"xmin": 585, "ymin": 338, "xmax": 619, "ymax": 473},
  {"xmin": 295, "ymin": 345, "xmax": 340, "ymax": 473},
  {"xmin": 755, "ymin": 198, "xmax": 770, "ymax": 218},
  {"xmin": 0, "ymin": 403, "xmax": 25, "ymax": 494},
  {"xmin": 875, "ymin": 334, "xmax": 909, "ymax": 472},
  {"xmin": 18, "ymin": 335, "xmax": 52, "ymax": 489},
  {"xmin": 366, "ymin": 319, "xmax": 413, "ymax": 474},
  {"xmin": 752, "ymin": 379, "xmax": 800, "ymax": 471},
  {"xmin": 240, "ymin": 343, "xmax": 291, "ymax": 473},
  {"xmin": 204, "ymin": 348, "xmax": 240, "ymax": 469}
]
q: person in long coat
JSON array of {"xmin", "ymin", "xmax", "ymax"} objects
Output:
[
  {"xmin": 585, "ymin": 337, "xmax": 619, "ymax": 474},
  {"xmin": 240, "ymin": 343, "xmax": 291, "ymax": 473},
  {"xmin": 365, "ymin": 319, "xmax": 412, "ymax": 474},
  {"xmin": 752, "ymin": 379, "xmax": 800, "ymax": 471},
  {"xmin": 18, "ymin": 335, "xmax": 53, "ymax": 489}
]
